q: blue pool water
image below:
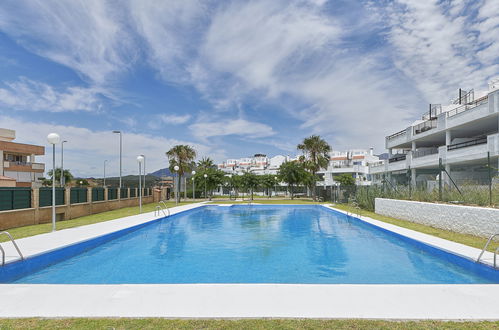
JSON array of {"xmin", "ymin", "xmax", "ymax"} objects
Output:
[{"xmin": 6, "ymin": 205, "xmax": 499, "ymax": 284}]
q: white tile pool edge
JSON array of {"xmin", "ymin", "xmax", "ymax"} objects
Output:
[{"xmin": 0, "ymin": 203, "xmax": 498, "ymax": 319}]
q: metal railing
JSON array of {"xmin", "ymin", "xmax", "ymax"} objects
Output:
[
  {"xmin": 447, "ymin": 96, "xmax": 488, "ymax": 118},
  {"xmin": 154, "ymin": 201, "xmax": 170, "ymax": 218},
  {"xmin": 413, "ymin": 119, "xmax": 437, "ymax": 135},
  {"xmin": 447, "ymin": 137, "xmax": 487, "ymax": 151},
  {"xmin": 477, "ymin": 234, "xmax": 499, "ymax": 268},
  {"xmin": 386, "ymin": 129, "xmax": 407, "ymax": 140},
  {"xmin": 413, "ymin": 148, "xmax": 439, "ymax": 158},
  {"xmin": 0, "ymin": 231, "xmax": 24, "ymax": 266},
  {"xmin": 388, "ymin": 154, "xmax": 407, "ymax": 163}
]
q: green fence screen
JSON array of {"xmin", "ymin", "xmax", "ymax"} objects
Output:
[
  {"xmin": 92, "ymin": 187, "xmax": 105, "ymax": 202},
  {"xmin": 108, "ymin": 188, "xmax": 118, "ymax": 200},
  {"xmin": 0, "ymin": 187, "xmax": 31, "ymax": 211},
  {"xmin": 39, "ymin": 187, "xmax": 65, "ymax": 207},
  {"xmin": 70, "ymin": 188, "xmax": 87, "ymax": 204},
  {"xmin": 120, "ymin": 188, "xmax": 128, "ymax": 199}
]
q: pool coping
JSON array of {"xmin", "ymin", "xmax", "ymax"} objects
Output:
[{"xmin": 0, "ymin": 203, "xmax": 498, "ymax": 319}]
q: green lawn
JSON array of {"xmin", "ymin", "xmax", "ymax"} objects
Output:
[
  {"xmin": 333, "ymin": 203, "xmax": 499, "ymax": 253},
  {"xmin": 0, "ymin": 201, "xmax": 195, "ymax": 243},
  {"xmin": 0, "ymin": 318, "xmax": 498, "ymax": 329}
]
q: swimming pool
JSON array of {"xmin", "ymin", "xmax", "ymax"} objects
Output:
[{"xmin": 2, "ymin": 205, "xmax": 499, "ymax": 284}]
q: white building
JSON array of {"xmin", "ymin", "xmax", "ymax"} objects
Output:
[
  {"xmin": 218, "ymin": 154, "xmax": 297, "ymax": 175},
  {"xmin": 370, "ymin": 78, "xmax": 499, "ymax": 187},
  {"xmin": 318, "ymin": 148, "xmax": 380, "ymax": 186}
]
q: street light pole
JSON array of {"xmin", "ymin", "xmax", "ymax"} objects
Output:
[
  {"xmin": 47, "ymin": 133, "xmax": 61, "ymax": 232},
  {"xmin": 274, "ymin": 176, "xmax": 278, "ymax": 198},
  {"xmin": 143, "ymin": 155, "xmax": 146, "ymax": 189},
  {"xmin": 103, "ymin": 160, "xmax": 108, "ymax": 187},
  {"xmin": 174, "ymin": 165, "xmax": 180, "ymax": 206},
  {"xmin": 112, "ymin": 130, "xmax": 122, "ymax": 188},
  {"xmin": 204, "ymin": 173, "xmax": 208, "ymax": 200},
  {"xmin": 137, "ymin": 155, "xmax": 144, "ymax": 213},
  {"xmin": 60, "ymin": 140, "xmax": 67, "ymax": 187},
  {"xmin": 191, "ymin": 170, "xmax": 196, "ymax": 200}
]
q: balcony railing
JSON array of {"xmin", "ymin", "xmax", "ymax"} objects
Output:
[
  {"xmin": 447, "ymin": 137, "xmax": 487, "ymax": 151},
  {"xmin": 413, "ymin": 148, "xmax": 439, "ymax": 158},
  {"xmin": 413, "ymin": 119, "xmax": 437, "ymax": 135},
  {"xmin": 388, "ymin": 154, "xmax": 407, "ymax": 163},
  {"xmin": 446, "ymin": 96, "xmax": 488, "ymax": 118},
  {"xmin": 386, "ymin": 129, "xmax": 407, "ymax": 141}
]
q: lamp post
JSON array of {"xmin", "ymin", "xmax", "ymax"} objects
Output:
[
  {"xmin": 137, "ymin": 155, "xmax": 144, "ymax": 213},
  {"xmin": 191, "ymin": 170, "xmax": 196, "ymax": 200},
  {"xmin": 60, "ymin": 140, "xmax": 67, "ymax": 187},
  {"xmin": 103, "ymin": 160, "xmax": 108, "ymax": 187},
  {"xmin": 274, "ymin": 176, "xmax": 278, "ymax": 198},
  {"xmin": 47, "ymin": 133, "xmax": 60, "ymax": 232},
  {"xmin": 174, "ymin": 165, "xmax": 180, "ymax": 205},
  {"xmin": 203, "ymin": 173, "xmax": 208, "ymax": 200},
  {"xmin": 142, "ymin": 155, "xmax": 146, "ymax": 189},
  {"xmin": 112, "ymin": 130, "xmax": 122, "ymax": 188}
]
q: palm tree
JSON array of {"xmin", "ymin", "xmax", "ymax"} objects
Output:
[
  {"xmin": 297, "ymin": 135, "xmax": 331, "ymax": 201},
  {"xmin": 166, "ymin": 145, "xmax": 197, "ymax": 203},
  {"xmin": 197, "ymin": 157, "xmax": 215, "ymax": 170}
]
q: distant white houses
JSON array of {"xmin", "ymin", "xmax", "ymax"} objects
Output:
[{"xmin": 217, "ymin": 149, "xmax": 381, "ymax": 186}]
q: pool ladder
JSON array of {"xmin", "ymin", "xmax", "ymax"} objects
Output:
[
  {"xmin": 0, "ymin": 231, "xmax": 24, "ymax": 266},
  {"xmin": 155, "ymin": 201, "xmax": 170, "ymax": 218},
  {"xmin": 476, "ymin": 233, "xmax": 499, "ymax": 269}
]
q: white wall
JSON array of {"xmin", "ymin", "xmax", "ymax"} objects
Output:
[{"xmin": 375, "ymin": 198, "xmax": 499, "ymax": 237}]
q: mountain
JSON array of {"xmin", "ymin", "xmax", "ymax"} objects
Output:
[{"xmin": 149, "ymin": 168, "xmax": 173, "ymax": 178}]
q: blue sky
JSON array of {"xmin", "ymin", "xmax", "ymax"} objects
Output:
[{"xmin": 0, "ymin": 0, "xmax": 498, "ymax": 177}]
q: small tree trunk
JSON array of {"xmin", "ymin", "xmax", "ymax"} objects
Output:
[{"xmin": 291, "ymin": 185, "xmax": 294, "ymax": 200}]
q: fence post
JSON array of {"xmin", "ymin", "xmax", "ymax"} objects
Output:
[
  {"xmin": 104, "ymin": 187, "xmax": 108, "ymax": 201},
  {"xmin": 65, "ymin": 187, "xmax": 71, "ymax": 220},
  {"xmin": 488, "ymin": 152, "xmax": 492, "ymax": 206},
  {"xmin": 32, "ymin": 188, "xmax": 40, "ymax": 224},
  {"xmin": 439, "ymin": 158, "xmax": 443, "ymax": 201}
]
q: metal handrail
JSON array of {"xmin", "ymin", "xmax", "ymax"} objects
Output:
[
  {"xmin": 156, "ymin": 201, "xmax": 170, "ymax": 217},
  {"xmin": 155, "ymin": 206, "xmax": 168, "ymax": 218},
  {"xmin": 0, "ymin": 231, "xmax": 24, "ymax": 266},
  {"xmin": 477, "ymin": 234, "xmax": 499, "ymax": 264},
  {"xmin": 494, "ymin": 247, "xmax": 499, "ymax": 269}
]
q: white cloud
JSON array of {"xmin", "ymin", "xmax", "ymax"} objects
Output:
[
  {"xmin": 0, "ymin": 0, "xmax": 135, "ymax": 84},
  {"xmin": 189, "ymin": 118, "xmax": 275, "ymax": 140},
  {"xmin": 0, "ymin": 77, "xmax": 101, "ymax": 112},
  {"xmin": 158, "ymin": 114, "xmax": 191, "ymax": 125},
  {"xmin": 382, "ymin": 0, "xmax": 499, "ymax": 102},
  {"xmin": 0, "ymin": 116, "xmax": 226, "ymax": 177}
]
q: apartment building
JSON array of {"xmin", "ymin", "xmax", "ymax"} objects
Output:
[
  {"xmin": 218, "ymin": 154, "xmax": 298, "ymax": 175},
  {"xmin": 370, "ymin": 78, "xmax": 499, "ymax": 187},
  {"xmin": 318, "ymin": 148, "xmax": 380, "ymax": 186},
  {"xmin": 0, "ymin": 128, "xmax": 45, "ymax": 187}
]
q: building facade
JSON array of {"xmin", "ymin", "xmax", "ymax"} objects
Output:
[
  {"xmin": 370, "ymin": 78, "xmax": 499, "ymax": 187},
  {"xmin": 0, "ymin": 128, "xmax": 45, "ymax": 187},
  {"xmin": 318, "ymin": 148, "xmax": 380, "ymax": 186}
]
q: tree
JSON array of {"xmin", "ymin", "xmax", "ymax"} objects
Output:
[
  {"xmin": 278, "ymin": 161, "xmax": 307, "ymax": 200},
  {"xmin": 47, "ymin": 168, "xmax": 73, "ymax": 186},
  {"xmin": 74, "ymin": 178, "xmax": 90, "ymax": 186},
  {"xmin": 197, "ymin": 157, "xmax": 215, "ymax": 170},
  {"xmin": 259, "ymin": 174, "xmax": 278, "ymax": 198},
  {"xmin": 194, "ymin": 168, "xmax": 224, "ymax": 200},
  {"xmin": 336, "ymin": 173, "xmax": 355, "ymax": 186},
  {"xmin": 241, "ymin": 172, "xmax": 259, "ymax": 201},
  {"xmin": 166, "ymin": 145, "xmax": 197, "ymax": 203},
  {"xmin": 297, "ymin": 135, "xmax": 331, "ymax": 201}
]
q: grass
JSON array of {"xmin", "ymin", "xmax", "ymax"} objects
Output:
[
  {"xmin": 0, "ymin": 319, "xmax": 498, "ymax": 329},
  {"xmin": 333, "ymin": 203, "xmax": 499, "ymax": 253},
  {"xmin": 0, "ymin": 201, "xmax": 195, "ymax": 243}
]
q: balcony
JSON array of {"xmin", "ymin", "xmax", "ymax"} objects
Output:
[
  {"xmin": 446, "ymin": 96, "xmax": 488, "ymax": 118},
  {"xmin": 386, "ymin": 129, "xmax": 406, "ymax": 141},
  {"xmin": 388, "ymin": 154, "xmax": 407, "ymax": 163},
  {"xmin": 447, "ymin": 137, "xmax": 487, "ymax": 151},
  {"xmin": 413, "ymin": 148, "xmax": 439, "ymax": 158},
  {"xmin": 413, "ymin": 119, "xmax": 437, "ymax": 135},
  {"xmin": 3, "ymin": 161, "xmax": 45, "ymax": 171}
]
